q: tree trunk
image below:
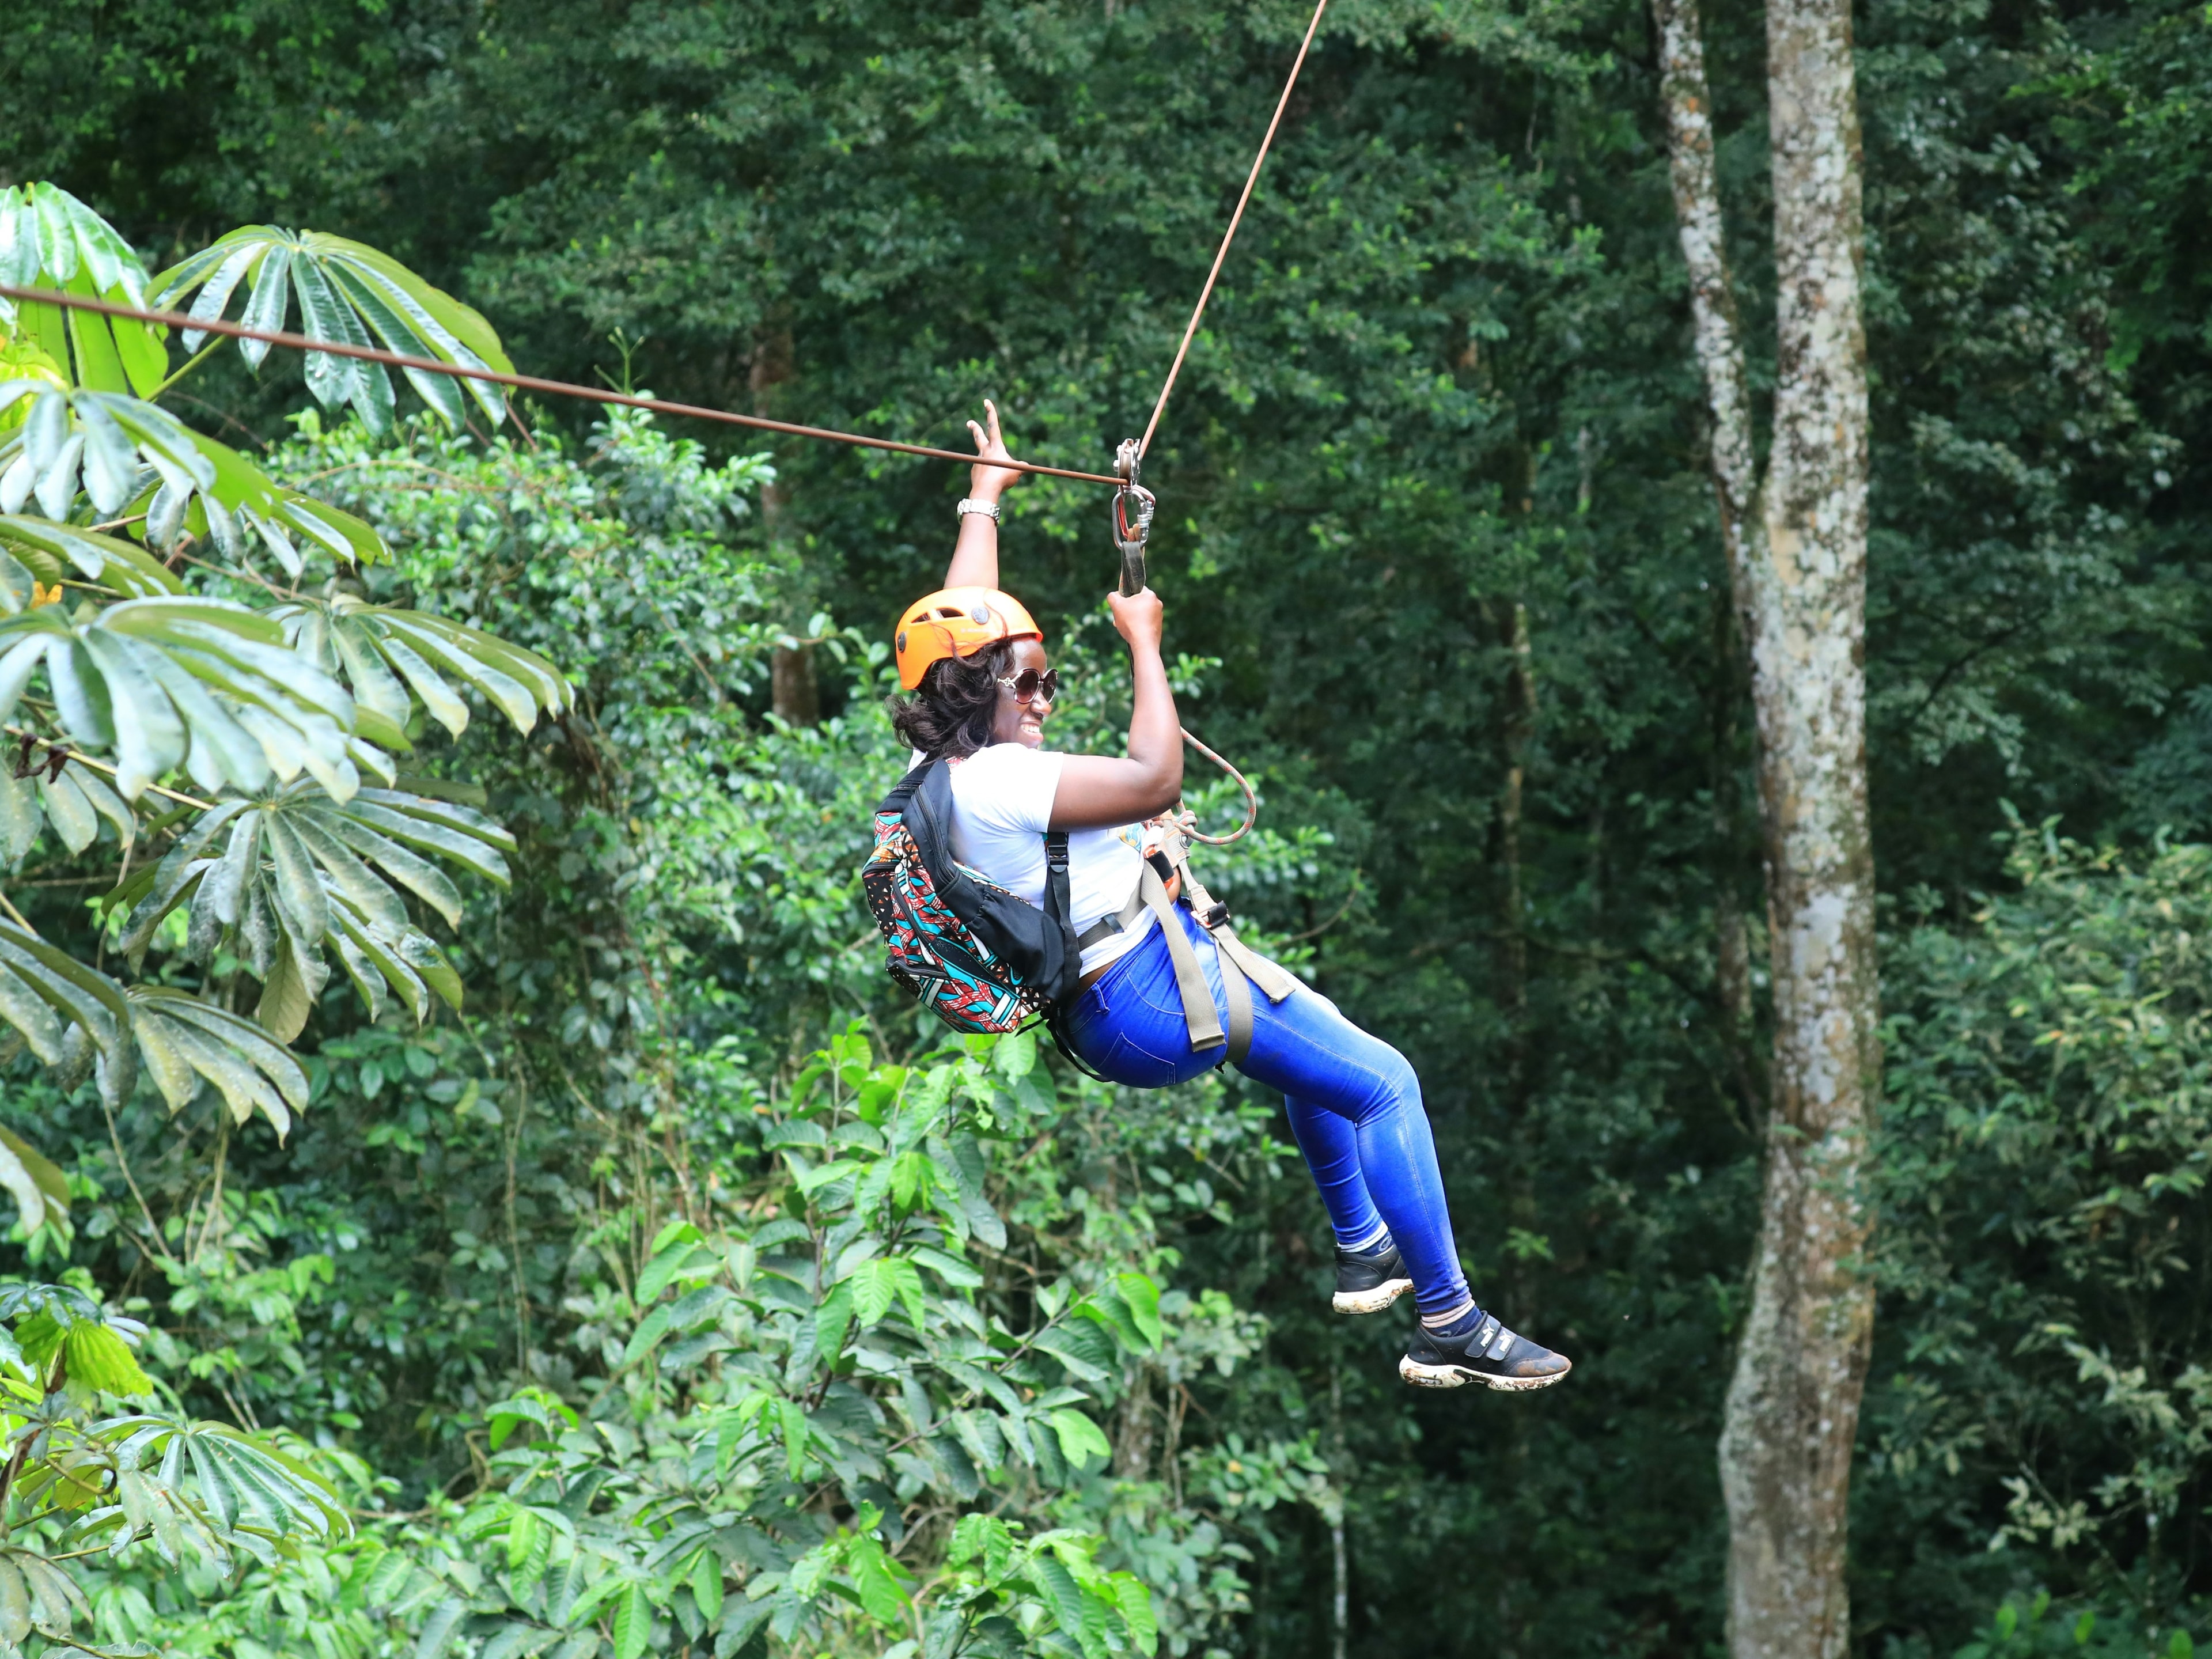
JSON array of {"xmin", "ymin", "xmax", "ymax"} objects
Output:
[
  {"xmin": 1653, "ymin": 2, "xmax": 1881, "ymax": 1656},
  {"xmin": 771, "ymin": 645, "xmax": 821, "ymax": 725}
]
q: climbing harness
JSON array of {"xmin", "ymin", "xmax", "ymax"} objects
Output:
[{"xmin": 1072, "ymin": 811, "xmax": 1299, "ymax": 1066}]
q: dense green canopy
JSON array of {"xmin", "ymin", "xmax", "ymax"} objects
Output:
[{"xmin": 4, "ymin": 0, "xmax": 2211, "ymax": 1654}]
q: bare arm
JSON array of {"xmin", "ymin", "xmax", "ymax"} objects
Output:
[
  {"xmin": 1050, "ymin": 589, "xmax": 1183, "ymax": 830},
  {"xmin": 942, "ymin": 399, "xmax": 1021, "ymax": 590}
]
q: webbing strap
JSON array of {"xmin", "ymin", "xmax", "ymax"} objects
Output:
[
  {"xmin": 1209, "ymin": 922, "xmax": 1303, "ymax": 1004},
  {"xmin": 1138, "ymin": 864, "xmax": 1226, "ymax": 1050},
  {"xmin": 1218, "ymin": 942, "xmax": 1256, "ymax": 1065},
  {"xmin": 1077, "ymin": 881, "xmax": 1149, "ymax": 950},
  {"xmin": 1072, "ymin": 846, "xmax": 1297, "ymax": 1066}
]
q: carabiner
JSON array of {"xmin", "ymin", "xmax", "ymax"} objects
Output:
[{"xmin": 1111, "ymin": 437, "xmax": 1156, "ymax": 597}]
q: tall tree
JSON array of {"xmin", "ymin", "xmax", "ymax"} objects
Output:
[{"xmin": 1651, "ymin": 1, "xmax": 1879, "ymax": 1656}]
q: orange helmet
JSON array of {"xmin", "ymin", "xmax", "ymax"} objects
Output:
[{"xmin": 894, "ymin": 586, "xmax": 1042, "ymax": 690}]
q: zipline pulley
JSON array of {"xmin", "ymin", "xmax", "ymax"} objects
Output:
[{"xmin": 1111, "ymin": 438, "xmax": 1156, "ymax": 599}]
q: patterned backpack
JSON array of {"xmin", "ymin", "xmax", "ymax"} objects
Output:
[{"xmin": 861, "ymin": 757, "xmax": 1083, "ymax": 1035}]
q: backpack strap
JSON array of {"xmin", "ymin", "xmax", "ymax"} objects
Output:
[
  {"xmin": 876, "ymin": 757, "xmax": 934, "ymax": 817},
  {"xmin": 1044, "ymin": 831, "xmax": 1073, "ymax": 930}
]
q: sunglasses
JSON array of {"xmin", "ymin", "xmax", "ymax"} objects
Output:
[{"xmin": 995, "ymin": 667, "xmax": 1062, "ymax": 706}]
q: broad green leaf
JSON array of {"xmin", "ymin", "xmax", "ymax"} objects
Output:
[
  {"xmin": 0, "ymin": 185, "xmax": 164, "ymax": 394},
  {"xmin": 1108, "ymin": 1574, "xmax": 1158, "ymax": 1657},
  {"xmin": 847, "ymin": 1534, "xmax": 911, "ymax": 1624},
  {"xmin": 1031, "ymin": 1325, "xmax": 1111, "ymax": 1383},
  {"xmin": 611, "ymin": 1582, "xmax": 652, "ymax": 1659},
  {"xmin": 275, "ymin": 596, "xmax": 571, "ymax": 737},
  {"xmin": 911, "ymin": 1245, "xmax": 982, "ymax": 1288},
  {"xmin": 1113, "ymin": 1272, "xmax": 1163, "ymax": 1348},
  {"xmin": 850, "ymin": 1259, "xmax": 898, "ymax": 1327},
  {"xmin": 0, "ymin": 768, "xmax": 36, "ymax": 864},
  {"xmin": 1047, "ymin": 1409, "xmax": 1112, "ymax": 1472},
  {"xmin": 151, "ymin": 229, "xmax": 514, "ymax": 429},
  {"xmin": 691, "ymin": 1550, "xmax": 725, "ymax": 1622},
  {"xmin": 0, "ymin": 918, "xmax": 134, "ymax": 1107},
  {"xmin": 0, "ymin": 1126, "xmax": 67, "ymax": 1232}
]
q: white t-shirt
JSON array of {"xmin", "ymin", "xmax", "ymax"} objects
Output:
[{"xmin": 910, "ymin": 745, "xmax": 1149, "ymax": 976}]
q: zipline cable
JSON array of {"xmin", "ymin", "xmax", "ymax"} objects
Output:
[
  {"xmin": 0, "ymin": 284, "xmax": 1128, "ymax": 488},
  {"xmin": 3, "ymin": 0, "xmax": 1328, "ymax": 499}
]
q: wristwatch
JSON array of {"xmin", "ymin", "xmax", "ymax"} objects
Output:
[{"xmin": 956, "ymin": 498, "xmax": 1001, "ymax": 524}]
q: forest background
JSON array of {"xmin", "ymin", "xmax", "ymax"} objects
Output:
[{"xmin": 6, "ymin": 0, "xmax": 2212, "ymax": 1656}]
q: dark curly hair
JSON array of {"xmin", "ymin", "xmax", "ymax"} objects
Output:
[{"xmin": 886, "ymin": 640, "xmax": 1016, "ymax": 759}]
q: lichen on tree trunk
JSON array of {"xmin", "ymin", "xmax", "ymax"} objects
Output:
[{"xmin": 1651, "ymin": 0, "xmax": 1880, "ymax": 1653}]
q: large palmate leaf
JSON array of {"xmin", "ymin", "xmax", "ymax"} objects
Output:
[
  {"xmin": 116, "ymin": 783, "xmax": 515, "ymax": 1040},
  {"xmin": 0, "ymin": 757, "xmax": 134, "ymax": 866},
  {"xmin": 0, "ymin": 916, "xmax": 305, "ymax": 1135},
  {"xmin": 26, "ymin": 1414, "xmax": 354, "ymax": 1571},
  {"xmin": 1, "ymin": 517, "xmax": 183, "ymax": 604},
  {"xmin": 0, "ymin": 184, "xmax": 166, "ymax": 397},
  {"xmin": 0, "ymin": 596, "xmax": 358, "ymax": 801},
  {"xmin": 150, "ymin": 228, "xmax": 513, "ymax": 434},
  {"xmin": 274, "ymin": 594, "xmax": 573, "ymax": 740},
  {"xmin": 0, "ymin": 387, "xmax": 388, "ymax": 578},
  {"xmin": 127, "ymin": 988, "xmax": 311, "ymax": 1138},
  {"xmin": 0, "ymin": 1128, "xmax": 68, "ymax": 1234},
  {"xmin": 0, "ymin": 919, "xmax": 134, "ymax": 1109}
]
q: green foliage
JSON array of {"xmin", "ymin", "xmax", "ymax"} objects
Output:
[
  {"xmin": 438, "ymin": 1035, "xmax": 1168, "ymax": 1659},
  {"xmin": 1872, "ymin": 817, "xmax": 2212, "ymax": 1617},
  {"xmin": 6, "ymin": 0, "xmax": 2212, "ymax": 1655},
  {"xmin": 0, "ymin": 183, "xmax": 568, "ymax": 1642},
  {"xmin": 0, "ymin": 183, "xmax": 166, "ymax": 397},
  {"xmin": 150, "ymin": 228, "xmax": 516, "ymax": 433}
]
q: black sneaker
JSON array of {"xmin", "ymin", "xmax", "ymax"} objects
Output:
[
  {"xmin": 1399, "ymin": 1308, "xmax": 1572, "ymax": 1391},
  {"xmin": 1332, "ymin": 1238, "xmax": 1414, "ymax": 1315}
]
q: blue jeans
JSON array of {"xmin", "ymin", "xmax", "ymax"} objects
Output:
[{"xmin": 1064, "ymin": 904, "xmax": 1471, "ymax": 1319}]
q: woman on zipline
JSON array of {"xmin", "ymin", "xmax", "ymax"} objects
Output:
[{"xmin": 886, "ymin": 404, "xmax": 1571, "ymax": 1392}]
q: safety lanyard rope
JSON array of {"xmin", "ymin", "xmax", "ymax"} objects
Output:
[{"xmin": 1136, "ymin": 0, "xmax": 1331, "ymax": 464}]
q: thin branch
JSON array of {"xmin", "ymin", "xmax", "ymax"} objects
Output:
[{"xmin": 2, "ymin": 725, "xmax": 217, "ymax": 810}]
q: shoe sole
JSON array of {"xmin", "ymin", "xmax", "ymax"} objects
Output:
[
  {"xmin": 1332, "ymin": 1277, "xmax": 1414, "ymax": 1315},
  {"xmin": 1397, "ymin": 1354, "xmax": 1573, "ymax": 1392}
]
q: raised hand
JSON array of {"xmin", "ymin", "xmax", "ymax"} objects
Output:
[{"xmin": 967, "ymin": 399, "xmax": 1022, "ymax": 501}]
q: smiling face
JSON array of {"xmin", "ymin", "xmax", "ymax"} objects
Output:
[{"xmin": 990, "ymin": 638, "xmax": 1052, "ymax": 748}]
